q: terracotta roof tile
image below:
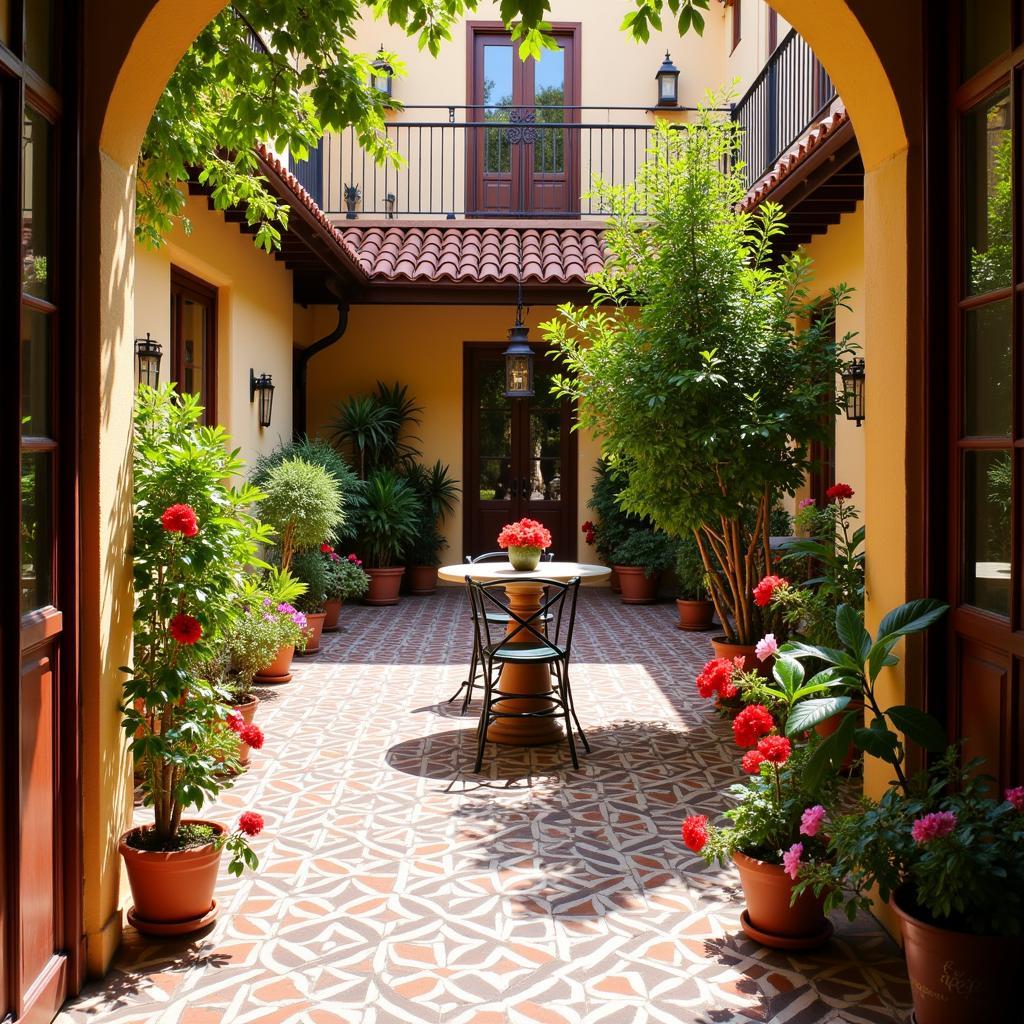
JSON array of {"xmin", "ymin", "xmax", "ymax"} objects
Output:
[
  {"xmin": 339, "ymin": 224, "xmax": 607, "ymax": 285},
  {"xmin": 740, "ymin": 107, "xmax": 852, "ymax": 212}
]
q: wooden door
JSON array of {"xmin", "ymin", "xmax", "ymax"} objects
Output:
[
  {"xmin": 464, "ymin": 345, "xmax": 578, "ymax": 560},
  {"xmin": 468, "ymin": 25, "xmax": 579, "ymax": 217},
  {"xmin": 170, "ymin": 268, "xmax": 217, "ymax": 423},
  {"xmin": 945, "ymin": 3, "xmax": 1023, "ymax": 791},
  {"xmin": 3, "ymin": 0, "xmax": 82, "ymax": 1019}
]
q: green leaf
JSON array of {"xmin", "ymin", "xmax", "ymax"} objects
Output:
[
  {"xmin": 835, "ymin": 604, "xmax": 871, "ymax": 663},
  {"xmin": 853, "ymin": 724, "xmax": 901, "ymax": 762},
  {"xmin": 786, "ymin": 696, "xmax": 851, "ymax": 735},
  {"xmin": 884, "ymin": 705, "xmax": 948, "ymax": 753},
  {"xmin": 877, "ymin": 599, "xmax": 948, "ymax": 642},
  {"xmin": 772, "ymin": 654, "xmax": 804, "ymax": 694}
]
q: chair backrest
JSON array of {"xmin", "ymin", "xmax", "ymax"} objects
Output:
[
  {"xmin": 465, "ymin": 550, "xmax": 556, "ymax": 563},
  {"xmin": 466, "ymin": 576, "xmax": 581, "ymax": 658}
]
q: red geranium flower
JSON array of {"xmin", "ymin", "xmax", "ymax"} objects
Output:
[
  {"xmin": 238, "ymin": 811, "xmax": 264, "ymax": 837},
  {"xmin": 756, "ymin": 734, "xmax": 792, "ymax": 764},
  {"xmin": 732, "ymin": 704, "xmax": 775, "ymax": 748},
  {"xmin": 161, "ymin": 503, "xmax": 198, "ymax": 537},
  {"xmin": 752, "ymin": 574, "xmax": 788, "ymax": 608},
  {"xmin": 169, "ymin": 613, "xmax": 202, "ymax": 645},
  {"xmin": 741, "ymin": 749, "xmax": 766, "ymax": 774},
  {"xmin": 321, "ymin": 543, "xmax": 335, "ymax": 554},
  {"xmin": 826, "ymin": 482, "xmax": 855, "ymax": 502},
  {"xmin": 695, "ymin": 657, "xmax": 742, "ymax": 700},
  {"xmin": 681, "ymin": 814, "xmax": 709, "ymax": 853},
  {"xmin": 226, "ymin": 710, "xmax": 245, "ymax": 734},
  {"xmin": 240, "ymin": 723, "xmax": 264, "ymax": 750},
  {"xmin": 497, "ymin": 518, "xmax": 553, "ymax": 550}
]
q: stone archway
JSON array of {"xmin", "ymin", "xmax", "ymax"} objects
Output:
[{"xmin": 78, "ymin": 0, "xmax": 919, "ymax": 975}]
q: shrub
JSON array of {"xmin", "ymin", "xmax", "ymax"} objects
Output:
[
  {"xmin": 359, "ymin": 468, "xmax": 422, "ymax": 568},
  {"xmin": 402, "ymin": 460, "xmax": 460, "ymax": 567},
  {"xmin": 290, "ymin": 549, "xmax": 330, "ymax": 613},
  {"xmin": 324, "ymin": 552, "xmax": 370, "ymax": 601},
  {"xmin": 612, "ymin": 530, "xmax": 677, "ymax": 577},
  {"xmin": 587, "ymin": 458, "xmax": 653, "ymax": 565},
  {"xmin": 675, "ymin": 534, "xmax": 707, "ymax": 600}
]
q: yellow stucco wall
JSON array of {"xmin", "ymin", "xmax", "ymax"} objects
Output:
[
  {"xmin": 133, "ymin": 193, "xmax": 296, "ymax": 472},
  {"xmin": 299, "ymin": 302, "xmax": 601, "ymax": 564}
]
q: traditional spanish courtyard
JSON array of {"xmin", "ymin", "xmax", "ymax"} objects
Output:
[{"xmin": 60, "ymin": 591, "xmax": 909, "ymax": 1024}]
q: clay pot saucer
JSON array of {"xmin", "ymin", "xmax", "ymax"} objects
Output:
[
  {"xmin": 739, "ymin": 909, "xmax": 834, "ymax": 950},
  {"xmin": 128, "ymin": 899, "xmax": 218, "ymax": 937},
  {"xmin": 253, "ymin": 670, "xmax": 292, "ymax": 685}
]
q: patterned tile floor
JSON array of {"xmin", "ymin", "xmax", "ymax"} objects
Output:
[{"xmin": 59, "ymin": 589, "xmax": 911, "ymax": 1024}]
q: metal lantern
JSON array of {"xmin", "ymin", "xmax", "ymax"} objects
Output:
[
  {"xmin": 385, "ymin": 193, "xmax": 397, "ymax": 219},
  {"xmin": 371, "ymin": 46, "xmax": 394, "ymax": 98},
  {"xmin": 840, "ymin": 356, "xmax": 865, "ymax": 426},
  {"xmin": 250, "ymin": 369, "xmax": 275, "ymax": 429},
  {"xmin": 655, "ymin": 51, "xmax": 680, "ymax": 108},
  {"xmin": 134, "ymin": 332, "xmax": 163, "ymax": 388},
  {"xmin": 504, "ymin": 273, "xmax": 534, "ymax": 398}
]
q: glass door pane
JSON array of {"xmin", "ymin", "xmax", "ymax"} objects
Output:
[
  {"xmin": 478, "ymin": 358, "xmax": 514, "ymax": 502},
  {"xmin": 963, "ymin": 450, "xmax": 1011, "ymax": 615},
  {"xmin": 483, "ymin": 44, "xmax": 513, "ymax": 175},
  {"xmin": 533, "ymin": 46, "xmax": 565, "ymax": 175}
]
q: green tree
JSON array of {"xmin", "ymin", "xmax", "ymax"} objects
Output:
[{"xmin": 139, "ymin": 0, "xmax": 712, "ymax": 249}]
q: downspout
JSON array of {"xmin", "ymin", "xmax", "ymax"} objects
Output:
[{"xmin": 293, "ymin": 299, "xmax": 349, "ymax": 436}]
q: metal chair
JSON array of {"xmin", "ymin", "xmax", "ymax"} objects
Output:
[
  {"xmin": 446, "ymin": 550, "xmax": 554, "ymax": 714},
  {"xmin": 466, "ymin": 575, "xmax": 587, "ymax": 771}
]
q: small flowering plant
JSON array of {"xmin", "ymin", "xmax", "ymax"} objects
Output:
[
  {"xmin": 498, "ymin": 518, "xmax": 553, "ymax": 551},
  {"xmin": 324, "ymin": 550, "xmax": 371, "ymax": 601},
  {"xmin": 122, "ymin": 385, "xmax": 273, "ymax": 857},
  {"xmin": 796, "ymin": 750, "xmax": 1024, "ymax": 936}
]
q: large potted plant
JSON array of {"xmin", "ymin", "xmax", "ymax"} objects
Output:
[
  {"xmin": 585, "ymin": 458, "xmax": 653, "ymax": 591},
  {"xmin": 290, "ymin": 549, "xmax": 331, "ymax": 654},
  {"xmin": 322, "ymin": 551, "xmax": 370, "ymax": 629},
  {"xmin": 675, "ymin": 533, "xmax": 713, "ymax": 630},
  {"xmin": 403, "ymin": 460, "xmax": 460, "ymax": 595},
  {"xmin": 544, "ymin": 103, "xmax": 851, "ymax": 654},
  {"xmin": 120, "ymin": 385, "xmax": 268, "ymax": 935},
  {"xmin": 611, "ymin": 530, "xmax": 676, "ymax": 604},
  {"xmin": 359, "ymin": 468, "xmax": 421, "ymax": 604},
  {"xmin": 330, "ymin": 380, "xmax": 423, "ymax": 479}
]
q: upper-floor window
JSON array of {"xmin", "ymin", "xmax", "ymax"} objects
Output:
[
  {"xmin": 732, "ymin": 0, "xmax": 742, "ymax": 52},
  {"xmin": 767, "ymin": 8, "xmax": 778, "ymax": 55},
  {"xmin": 170, "ymin": 268, "xmax": 217, "ymax": 423}
]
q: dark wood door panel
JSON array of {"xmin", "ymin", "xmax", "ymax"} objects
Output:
[{"xmin": 955, "ymin": 638, "xmax": 1016, "ymax": 791}]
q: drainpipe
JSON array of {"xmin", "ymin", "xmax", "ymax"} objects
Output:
[{"xmin": 293, "ymin": 299, "xmax": 349, "ymax": 437}]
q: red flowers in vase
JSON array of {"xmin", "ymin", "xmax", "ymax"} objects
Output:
[{"xmin": 498, "ymin": 518, "xmax": 553, "ymax": 551}]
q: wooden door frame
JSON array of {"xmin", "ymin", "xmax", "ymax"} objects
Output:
[
  {"xmin": 464, "ymin": 22, "xmax": 582, "ymax": 217},
  {"xmin": 461, "ymin": 341, "xmax": 579, "ymax": 559},
  {"xmin": 170, "ymin": 266, "xmax": 218, "ymax": 423}
]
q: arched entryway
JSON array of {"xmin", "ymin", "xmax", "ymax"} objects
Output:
[{"xmin": 64, "ymin": 0, "xmax": 922, "ymax": 1000}]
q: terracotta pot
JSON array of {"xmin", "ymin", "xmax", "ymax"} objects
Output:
[
  {"xmin": 254, "ymin": 644, "xmax": 295, "ymax": 685},
  {"xmin": 119, "ymin": 819, "xmax": 225, "ymax": 935},
  {"xmin": 407, "ymin": 565, "xmax": 439, "ymax": 595},
  {"xmin": 508, "ymin": 545, "xmax": 542, "ymax": 571},
  {"xmin": 323, "ymin": 598, "xmax": 342, "ymax": 631},
  {"xmin": 893, "ymin": 889, "xmax": 1023, "ymax": 1023},
  {"xmin": 676, "ymin": 598, "xmax": 715, "ymax": 631},
  {"xmin": 608, "ymin": 569, "xmax": 621, "ymax": 593},
  {"xmin": 300, "ymin": 611, "xmax": 326, "ymax": 654},
  {"xmin": 732, "ymin": 850, "xmax": 832, "ymax": 949},
  {"xmin": 232, "ymin": 695, "xmax": 259, "ymax": 765},
  {"xmin": 710, "ymin": 636, "xmax": 760, "ymax": 674},
  {"xmin": 365, "ymin": 566, "xmax": 405, "ymax": 606},
  {"xmin": 613, "ymin": 566, "xmax": 659, "ymax": 604}
]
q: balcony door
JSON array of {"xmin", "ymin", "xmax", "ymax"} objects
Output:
[
  {"xmin": 464, "ymin": 345, "xmax": 577, "ymax": 560},
  {"xmin": 468, "ymin": 24, "xmax": 579, "ymax": 217}
]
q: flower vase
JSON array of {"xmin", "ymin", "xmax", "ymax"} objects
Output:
[{"xmin": 508, "ymin": 546, "xmax": 541, "ymax": 571}]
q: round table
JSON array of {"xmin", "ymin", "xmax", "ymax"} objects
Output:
[{"xmin": 438, "ymin": 561, "xmax": 611, "ymax": 746}]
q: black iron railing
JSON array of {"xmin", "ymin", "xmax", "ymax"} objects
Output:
[{"xmin": 732, "ymin": 28, "xmax": 837, "ymax": 189}]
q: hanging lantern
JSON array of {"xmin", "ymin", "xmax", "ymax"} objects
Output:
[
  {"xmin": 134, "ymin": 332, "xmax": 163, "ymax": 388},
  {"xmin": 840, "ymin": 357, "xmax": 865, "ymax": 426},
  {"xmin": 371, "ymin": 46, "xmax": 394, "ymax": 98},
  {"xmin": 655, "ymin": 51, "xmax": 680, "ymax": 108},
  {"xmin": 250, "ymin": 369, "xmax": 275, "ymax": 429},
  {"xmin": 504, "ymin": 251, "xmax": 533, "ymax": 399}
]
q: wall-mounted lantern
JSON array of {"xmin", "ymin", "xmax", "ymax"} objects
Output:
[
  {"xmin": 385, "ymin": 193, "xmax": 397, "ymax": 219},
  {"xmin": 655, "ymin": 51, "xmax": 680, "ymax": 108},
  {"xmin": 250, "ymin": 369, "xmax": 275, "ymax": 429},
  {"xmin": 371, "ymin": 46, "xmax": 394, "ymax": 98},
  {"xmin": 134, "ymin": 332, "xmax": 163, "ymax": 388},
  {"xmin": 840, "ymin": 356, "xmax": 865, "ymax": 427}
]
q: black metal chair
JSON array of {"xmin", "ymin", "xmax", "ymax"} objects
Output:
[
  {"xmin": 465, "ymin": 575, "xmax": 588, "ymax": 771},
  {"xmin": 446, "ymin": 550, "xmax": 554, "ymax": 714}
]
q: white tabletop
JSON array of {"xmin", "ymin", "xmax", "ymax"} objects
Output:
[{"xmin": 438, "ymin": 561, "xmax": 611, "ymax": 584}]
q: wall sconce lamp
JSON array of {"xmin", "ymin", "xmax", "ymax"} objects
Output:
[
  {"xmin": 371, "ymin": 46, "xmax": 394, "ymax": 98},
  {"xmin": 134, "ymin": 332, "xmax": 163, "ymax": 388},
  {"xmin": 250, "ymin": 369, "xmax": 275, "ymax": 429},
  {"xmin": 841, "ymin": 356, "xmax": 865, "ymax": 426},
  {"xmin": 655, "ymin": 51, "xmax": 680, "ymax": 108}
]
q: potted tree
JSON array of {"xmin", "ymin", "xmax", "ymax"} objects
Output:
[
  {"xmin": 611, "ymin": 530, "xmax": 677, "ymax": 604},
  {"xmin": 322, "ymin": 552, "xmax": 370, "ymax": 629},
  {"xmin": 403, "ymin": 460, "xmax": 460, "ymax": 595},
  {"xmin": 359, "ymin": 468, "xmax": 421, "ymax": 604},
  {"xmin": 120, "ymin": 385, "xmax": 267, "ymax": 934},
  {"xmin": 675, "ymin": 534, "xmax": 714, "ymax": 630},
  {"xmin": 544, "ymin": 102, "xmax": 851, "ymax": 656}
]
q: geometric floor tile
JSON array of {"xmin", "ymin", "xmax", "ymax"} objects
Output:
[{"xmin": 57, "ymin": 589, "xmax": 912, "ymax": 1024}]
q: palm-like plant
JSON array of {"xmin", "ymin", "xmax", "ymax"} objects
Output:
[
  {"xmin": 360, "ymin": 469, "xmax": 422, "ymax": 568},
  {"xmin": 376, "ymin": 381, "xmax": 423, "ymax": 471},
  {"xmin": 402, "ymin": 461, "xmax": 461, "ymax": 567},
  {"xmin": 329, "ymin": 394, "xmax": 398, "ymax": 479}
]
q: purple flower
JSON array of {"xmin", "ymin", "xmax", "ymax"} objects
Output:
[
  {"xmin": 276, "ymin": 602, "xmax": 296, "ymax": 615},
  {"xmin": 782, "ymin": 842, "xmax": 803, "ymax": 881},
  {"xmin": 263, "ymin": 597, "xmax": 272, "ymax": 607},
  {"xmin": 292, "ymin": 612, "xmax": 307, "ymax": 630},
  {"xmin": 798, "ymin": 497, "xmax": 816, "ymax": 510},
  {"xmin": 800, "ymin": 805, "xmax": 826, "ymax": 838}
]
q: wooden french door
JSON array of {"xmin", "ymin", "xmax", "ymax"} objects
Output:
[
  {"xmin": 945, "ymin": 2, "xmax": 1023, "ymax": 790},
  {"xmin": 464, "ymin": 345, "xmax": 578, "ymax": 560},
  {"xmin": 3, "ymin": 0, "xmax": 82, "ymax": 1020},
  {"xmin": 468, "ymin": 25, "xmax": 579, "ymax": 217},
  {"xmin": 170, "ymin": 267, "xmax": 217, "ymax": 423}
]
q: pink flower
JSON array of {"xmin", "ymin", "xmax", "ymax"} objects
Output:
[
  {"xmin": 911, "ymin": 811, "xmax": 957, "ymax": 844},
  {"xmin": 800, "ymin": 805, "xmax": 827, "ymax": 838},
  {"xmin": 798, "ymin": 498, "xmax": 816, "ymax": 509},
  {"xmin": 1006, "ymin": 786, "xmax": 1024, "ymax": 812},
  {"xmin": 782, "ymin": 842, "xmax": 803, "ymax": 880},
  {"xmin": 755, "ymin": 634, "xmax": 778, "ymax": 663},
  {"xmin": 681, "ymin": 815, "xmax": 709, "ymax": 853}
]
